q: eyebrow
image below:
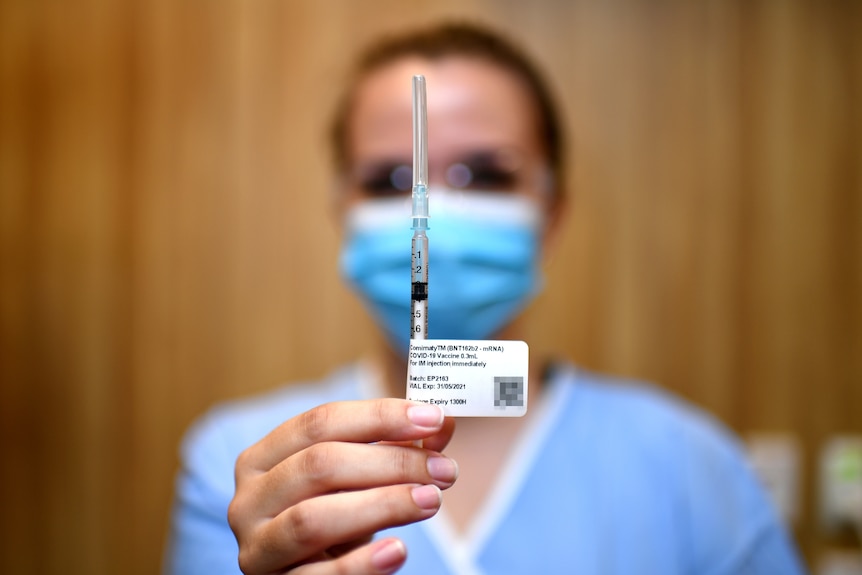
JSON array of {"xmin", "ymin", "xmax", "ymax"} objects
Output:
[
  {"xmin": 456, "ymin": 150, "xmax": 514, "ymax": 167},
  {"xmin": 354, "ymin": 149, "xmax": 518, "ymax": 169},
  {"xmin": 350, "ymin": 158, "xmax": 409, "ymax": 180},
  {"xmin": 352, "ymin": 157, "xmax": 410, "ymax": 173}
]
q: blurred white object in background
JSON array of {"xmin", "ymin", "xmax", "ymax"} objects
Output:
[{"xmin": 747, "ymin": 432, "xmax": 802, "ymax": 525}]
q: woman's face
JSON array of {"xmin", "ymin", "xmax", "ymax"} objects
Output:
[
  {"xmin": 339, "ymin": 56, "xmax": 555, "ymax": 214},
  {"xmin": 336, "ymin": 56, "xmax": 561, "ymax": 347}
]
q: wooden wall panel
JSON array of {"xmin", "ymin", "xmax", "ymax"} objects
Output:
[{"xmin": 1, "ymin": 1, "xmax": 859, "ymax": 573}]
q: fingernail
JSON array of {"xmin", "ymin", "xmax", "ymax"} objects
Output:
[
  {"xmin": 371, "ymin": 538, "xmax": 406, "ymax": 574},
  {"xmin": 407, "ymin": 404, "xmax": 443, "ymax": 428},
  {"xmin": 411, "ymin": 484, "xmax": 442, "ymax": 510},
  {"xmin": 427, "ymin": 456, "xmax": 459, "ymax": 484}
]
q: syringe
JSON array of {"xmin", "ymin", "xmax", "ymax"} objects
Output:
[{"xmin": 411, "ymin": 75, "xmax": 429, "ymax": 341}]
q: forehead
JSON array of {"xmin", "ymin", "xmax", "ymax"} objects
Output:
[{"xmin": 346, "ymin": 56, "xmax": 542, "ymax": 165}]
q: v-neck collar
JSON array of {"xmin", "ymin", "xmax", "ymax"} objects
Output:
[{"xmin": 419, "ymin": 366, "xmax": 575, "ymax": 574}]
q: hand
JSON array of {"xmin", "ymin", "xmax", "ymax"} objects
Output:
[{"xmin": 228, "ymin": 399, "xmax": 458, "ymax": 574}]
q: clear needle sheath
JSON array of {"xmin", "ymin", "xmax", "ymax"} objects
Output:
[{"xmin": 411, "ymin": 75, "xmax": 429, "ymax": 340}]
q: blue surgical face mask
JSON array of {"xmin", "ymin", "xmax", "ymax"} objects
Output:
[{"xmin": 340, "ymin": 189, "xmax": 544, "ymax": 356}]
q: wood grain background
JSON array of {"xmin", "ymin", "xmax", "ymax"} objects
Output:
[{"xmin": 1, "ymin": 0, "xmax": 859, "ymax": 573}]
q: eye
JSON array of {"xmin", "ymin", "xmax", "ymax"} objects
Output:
[
  {"xmin": 446, "ymin": 150, "xmax": 523, "ymax": 192},
  {"xmin": 465, "ymin": 165, "xmax": 517, "ymax": 191},
  {"xmin": 390, "ymin": 165, "xmax": 413, "ymax": 191},
  {"xmin": 355, "ymin": 163, "xmax": 412, "ymax": 196},
  {"xmin": 446, "ymin": 161, "xmax": 517, "ymax": 191},
  {"xmin": 446, "ymin": 163, "xmax": 472, "ymax": 188}
]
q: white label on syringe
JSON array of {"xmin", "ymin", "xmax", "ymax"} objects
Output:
[{"xmin": 406, "ymin": 339, "xmax": 528, "ymax": 417}]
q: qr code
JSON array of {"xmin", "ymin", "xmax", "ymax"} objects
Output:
[{"xmin": 494, "ymin": 376, "xmax": 524, "ymax": 407}]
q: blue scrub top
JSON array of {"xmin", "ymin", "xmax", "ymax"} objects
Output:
[{"xmin": 164, "ymin": 363, "xmax": 807, "ymax": 575}]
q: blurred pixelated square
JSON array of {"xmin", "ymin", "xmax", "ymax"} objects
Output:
[{"xmin": 494, "ymin": 376, "xmax": 524, "ymax": 407}]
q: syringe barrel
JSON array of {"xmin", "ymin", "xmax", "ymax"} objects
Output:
[
  {"xmin": 411, "ymin": 231, "xmax": 428, "ymax": 284},
  {"xmin": 411, "ymin": 231, "xmax": 428, "ymax": 339}
]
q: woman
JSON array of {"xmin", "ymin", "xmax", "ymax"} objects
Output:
[{"xmin": 165, "ymin": 22, "xmax": 804, "ymax": 575}]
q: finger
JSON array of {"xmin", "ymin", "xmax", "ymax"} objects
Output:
[
  {"xmin": 238, "ymin": 400, "xmax": 445, "ymax": 474},
  {"xmin": 381, "ymin": 416, "xmax": 456, "ymax": 451},
  {"xmin": 325, "ymin": 534, "xmax": 373, "ymax": 559},
  {"xmin": 242, "ymin": 443, "xmax": 458, "ymax": 517},
  {"xmin": 290, "ymin": 537, "xmax": 407, "ymax": 575},
  {"xmin": 411, "ymin": 416, "xmax": 456, "ymax": 453},
  {"xmin": 239, "ymin": 484, "xmax": 441, "ymax": 574}
]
